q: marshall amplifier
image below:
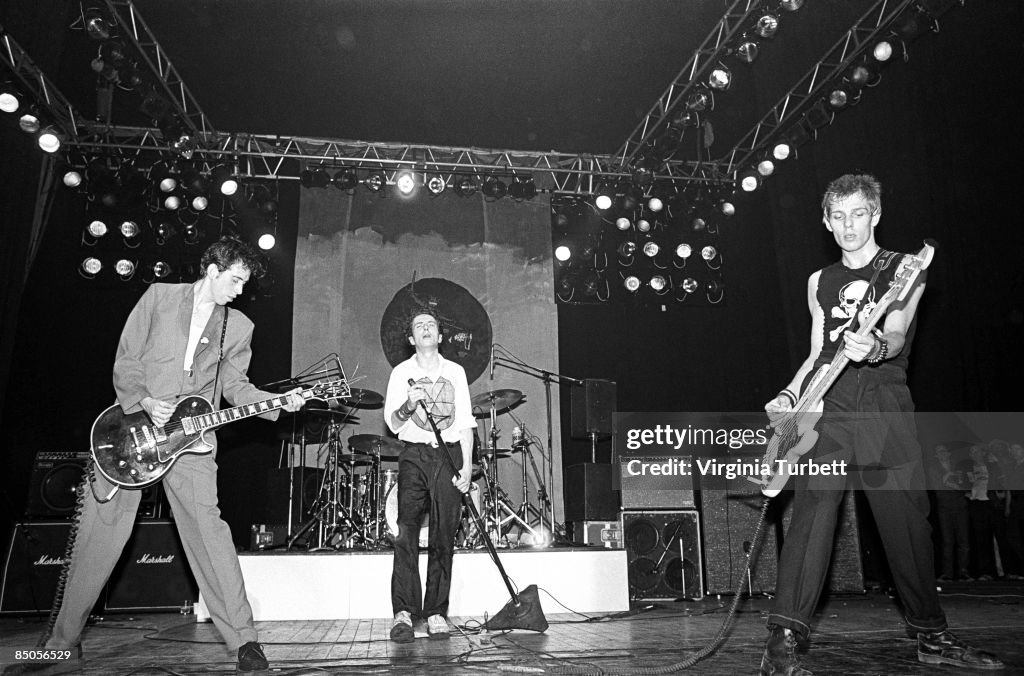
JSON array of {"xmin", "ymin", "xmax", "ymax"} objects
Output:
[
  {"xmin": 25, "ymin": 451, "xmax": 90, "ymax": 519},
  {"xmin": 104, "ymin": 520, "xmax": 198, "ymax": 612},
  {"xmin": 0, "ymin": 522, "xmax": 74, "ymax": 614}
]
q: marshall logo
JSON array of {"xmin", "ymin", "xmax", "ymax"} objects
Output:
[
  {"xmin": 136, "ymin": 553, "xmax": 175, "ymax": 564},
  {"xmin": 34, "ymin": 555, "xmax": 68, "ymax": 566}
]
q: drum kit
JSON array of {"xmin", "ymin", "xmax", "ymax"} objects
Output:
[{"xmin": 280, "ymin": 383, "xmax": 555, "ymax": 551}]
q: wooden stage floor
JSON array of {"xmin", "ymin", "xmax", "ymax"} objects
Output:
[{"xmin": 2, "ymin": 580, "xmax": 1023, "ymax": 674}]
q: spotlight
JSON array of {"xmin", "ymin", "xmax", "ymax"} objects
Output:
[
  {"xmin": 702, "ymin": 245, "xmax": 718, "ymax": 261},
  {"xmin": 0, "ymin": 84, "xmax": 21, "ymax": 113},
  {"xmin": 395, "ymin": 170, "xmax": 417, "ymax": 196},
  {"xmin": 617, "ymin": 241, "xmax": 637, "ymax": 258},
  {"xmin": 735, "ymin": 38, "xmax": 759, "ymax": 64},
  {"xmin": 631, "ymin": 155, "xmax": 656, "ymax": 188},
  {"xmin": 482, "ymin": 176, "xmax": 507, "ymax": 199},
  {"xmin": 364, "ymin": 171, "xmax": 385, "ymax": 192},
  {"xmin": 509, "ymin": 176, "xmax": 537, "ymax": 200},
  {"xmin": 692, "ymin": 216, "xmax": 707, "ymax": 232},
  {"xmin": 873, "ymin": 40, "xmax": 894, "ymax": 62},
  {"xmin": 153, "ymin": 220, "xmax": 175, "ymax": 244},
  {"xmin": 636, "ymin": 218, "xmax": 652, "ymax": 233},
  {"xmin": 455, "ymin": 176, "xmax": 478, "ymax": 197},
  {"xmin": 191, "ymin": 195, "xmax": 208, "ymax": 211},
  {"xmin": 63, "ymin": 169, "xmax": 84, "ymax": 188},
  {"xmin": 772, "ymin": 141, "xmax": 791, "ymax": 161},
  {"xmin": 333, "ymin": 168, "xmax": 359, "ymax": 190},
  {"xmin": 554, "ymin": 245, "xmax": 572, "ymax": 262},
  {"xmin": 847, "ymin": 62, "xmax": 879, "ymax": 88},
  {"xmin": 258, "ymin": 232, "xmax": 276, "ymax": 250},
  {"xmin": 301, "ymin": 168, "xmax": 330, "ymax": 189},
  {"xmin": 708, "ymin": 64, "xmax": 732, "ymax": 91},
  {"xmin": 681, "ymin": 277, "xmax": 699, "ymax": 294},
  {"xmin": 616, "ymin": 217, "xmax": 632, "ymax": 231},
  {"xmin": 86, "ymin": 220, "xmax": 108, "ymax": 239},
  {"xmin": 647, "ymin": 196, "xmax": 664, "ymax": 213},
  {"xmin": 675, "ymin": 243, "xmax": 692, "ymax": 259},
  {"xmin": 827, "ymin": 85, "xmax": 857, "ymax": 110},
  {"xmin": 152, "ymin": 261, "xmax": 172, "ymax": 279},
  {"xmin": 163, "ymin": 194, "xmax": 182, "ymax": 210},
  {"xmin": 180, "ymin": 168, "xmax": 209, "ymax": 196},
  {"xmin": 780, "ymin": 0, "xmax": 804, "ymax": 10},
  {"xmin": 37, "ymin": 127, "xmax": 63, "ymax": 153},
  {"xmin": 623, "ymin": 275, "xmax": 641, "ymax": 293},
  {"xmin": 757, "ymin": 159, "xmax": 775, "ymax": 176},
  {"xmin": 18, "ymin": 109, "xmax": 40, "ymax": 134},
  {"xmin": 83, "ymin": 5, "xmax": 113, "ymax": 40},
  {"xmin": 685, "ymin": 87, "xmax": 713, "ymax": 112},
  {"xmin": 80, "ymin": 257, "xmax": 103, "ymax": 277},
  {"xmin": 649, "ymin": 275, "xmax": 668, "ymax": 293},
  {"xmin": 754, "ymin": 13, "xmax": 780, "ymax": 38},
  {"xmin": 211, "ymin": 165, "xmax": 238, "ymax": 196},
  {"xmin": 182, "ymin": 223, "xmax": 201, "ymax": 244},
  {"xmin": 150, "ymin": 163, "xmax": 178, "ymax": 193},
  {"xmin": 427, "ymin": 175, "xmax": 446, "ymax": 195},
  {"xmin": 119, "ymin": 220, "xmax": 139, "ymax": 239},
  {"xmin": 619, "ymin": 186, "xmax": 642, "ymax": 212},
  {"xmin": 114, "ymin": 259, "xmax": 136, "ymax": 280},
  {"xmin": 594, "ymin": 183, "xmax": 615, "ymax": 210},
  {"xmin": 642, "ymin": 241, "xmax": 660, "ymax": 258},
  {"xmin": 719, "ymin": 200, "xmax": 736, "ymax": 216},
  {"xmin": 739, "ymin": 168, "xmax": 760, "ymax": 192}
]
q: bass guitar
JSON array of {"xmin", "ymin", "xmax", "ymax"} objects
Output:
[
  {"xmin": 91, "ymin": 377, "xmax": 349, "ymax": 488},
  {"xmin": 754, "ymin": 241, "xmax": 935, "ymax": 497}
]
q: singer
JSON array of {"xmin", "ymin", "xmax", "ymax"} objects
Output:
[{"xmin": 383, "ymin": 307, "xmax": 476, "ymax": 642}]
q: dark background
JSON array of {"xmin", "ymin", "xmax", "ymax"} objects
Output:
[{"xmin": 2, "ymin": 2, "xmax": 1022, "ymax": 546}]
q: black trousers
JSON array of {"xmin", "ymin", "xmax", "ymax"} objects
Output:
[
  {"xmin": 768, "ymin": 366, "xmax": 946, "ymax": 639},
  {"xmin": 391, "ymin": 441, "xmax": 464, "ymax": 618}
]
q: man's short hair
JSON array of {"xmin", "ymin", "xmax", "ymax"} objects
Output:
[
  {"xmin": 200, "ymin": 237, "xmax": 266, "ymax": 279},
  {"xmin": 407, "ymin": 306, "xmax": 443, "ymax": 337},
  {"xmin": 821, "ymin": 173, "xmax": 882, "ymax": 214}
]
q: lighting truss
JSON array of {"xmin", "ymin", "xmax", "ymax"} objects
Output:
[
  {"xmin": 68, "ymin": 122, "xmax": 735, "ymax": 195},
  {"xmin": 0, "ymin": 25, "xmax": 82, "ymax": 141},
  {"xmin": 613, "ymin": 0, "xmax": 766, "ymax": 171},
  {"xmin": 716, "ymin": 0, "xmax": 917, "ymax": 173},
  {"xmin": 99, "ymin": 0, "xmax": 217, "ymax": 139}
]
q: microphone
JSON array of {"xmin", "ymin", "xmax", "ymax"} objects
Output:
[
  {"xmin": 407, "ymin": 378, "xmax": 426, "ymax": 413},
  {"xmin": 489, "ymin": 343, "xmax": 495, "ymax": 380}
]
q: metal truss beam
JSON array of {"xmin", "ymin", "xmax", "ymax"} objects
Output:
[
  {"xmin": 69, "ymin": 123, "xmax": 734, "ymax": 194},
  {"xmin": 716, "ymin": 0, "xmax": 915, "ymax": 173},
  {"xmin": 613, "ymin": 0, "xmax": 764, "ymax": 170},
  {"xmin": 102, "ymin": 0, "xmax": 217, "ymax": 138},
  {"xmin": 1, "ymin": 25, "xmax": 82, "ymax": 140}
]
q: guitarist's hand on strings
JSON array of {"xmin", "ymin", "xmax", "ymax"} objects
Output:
[
  {"xmin": 141, "ymin": 397, "xmax": 175, "ymax": 427},
  {"xmin": 281, "ymin": 387, "xmax": 306, "ymax": 413},
  {"xmin": 842, "ymin": 330, "xmax": 878, "ymax": 363},
  {"xmin": 764, "ymin": 394, "xmax": 792, "ymax": 425}
]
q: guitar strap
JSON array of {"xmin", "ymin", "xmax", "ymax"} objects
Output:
[
  {"xmin": 213, "ymin": 307, "xmax": 228, "ymax": 403},
  {"xmin": 849, "ymin": 249, "xmax": 896, "ymax": 333}
]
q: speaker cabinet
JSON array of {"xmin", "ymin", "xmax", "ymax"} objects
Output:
[
  {"xmin": 104, "ymin": 520, "xmax": 198, "ymax": 612},
  {"xmin": 619, "ymin": 457, "xmax": 696, "ymax": 510},
  {"xmin": 564, "ymin": 463, "xmax": 618, "ymax": 522},
  {"xmin": 623, "ymin": 510, "xmax": 703, "ymax": 600},
  {"xmin": 0, "ymin": 522, "xmax": 75, "ymax": 614},
  {"xmin": 265, "ymin": 467, "xmax": 324, "ymax": 524},
  {"xmin": 700, "ymin": 479, "xmax": 780, "ymax": 595},
  {"xmin": 570, "ymin": 379, "xmax": 616, "ymax": 438},
  {"xmin": 25, "ymin": 452, "xmax": 89, "ymax": 519},
  {"xmin": 780, "ymin": 489, "xmax": 864, "ymax": 593}
]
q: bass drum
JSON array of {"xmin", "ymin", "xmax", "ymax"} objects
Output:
[{"xmin": 384, "ymin": 482, "xmax": 480, "ymax": 548}]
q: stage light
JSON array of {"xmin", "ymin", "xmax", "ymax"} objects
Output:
[
  {"xmin": 647, "ymin": 196, "xmax": 664, "ymax": 213},
  {"xmin": 681, "ymin": 277, "xmax": 699, "ymax": 294},
  {"xmin": 594, "ymin": 183, "xmax": 615, "ymax": 210},
  {"xmin": 631, "ymin": 155, "xmax": 656, "ymax": 188},
  {"xmin": 258, "ymin": 232, "xmax": 276, "ymax": 250},
  {"xmin": 300, "ymin": 168, "xmax": 329, "ymax": 189},
  {"xmin": 773, "ymin": 141, "xmax": 791, "ymax": 161},
  {"xmin": 182, "ymin": 223, "xmax": 201, "ymax": 244},
  {"xmin": 114, "ymin": 259, "xmax": 136, "ymax": 280},
  {"xmin": 333, "ymin": 168, "xmax": 359, "ymax": 190},
  {"xmin": 191, "ymin": 195, "xmax": 208, "ymax": 211},
  {"xmin": 37, "ymin": 127, "xmax": 63, "ymax": 153},
  {"xmin": 18, "ymin": 109, "xmax": 40, "ymax": 134},
  {"xmin": 754, "ymin": 13, "xmax": 779, "ymax": 38},
  {"xmin": 84, "ymin": 5, "xmax": 113, "ymax": 40},
  {"xmin": 643, "ymin": 241, "xmax": 660, "ymax": 258},
  {"xmin": 152, "ymin": 261, "xmax": 172, "ymax": 279},
  {"xmin": 86, "ymin": 220, "xmax": 108, "ymax": 239},
  {"xmin": 395, "ymin": 170, "xmax": 417, "ymax": 195},
  {"xmin": 692, "ymin": 216, "xmax": 707, "ymax": 232},
  {"xmin": 619, "ymin": 186, "xmax": 641, "ymax": 212},
  {"xmin": 780, "ymin": 0, "xmax": 804, "ymax": 10},
  {"xmin": 616, "ymin": 217, "xmax": 632, "ymax": 231},
  {"xmin": 686, "ymin": 87, "xmax": 713, "ymax": 112},
  {"xmin": 720, "ymin": 200, "xmax": 736, "ymax": 216},
  {"xmin": 0, "ymin": 84, "xmax": 21, "ymax": 113},
  {"xmin": 618, "ymin": 241, "xmax": 637, "ymax": 258},
  {"xmin": 153, "ymin": 220, "xmax": 175, "ymax": 244},
  {"xmin": 708, "ymin": 64, "xmax": 732, "ymax": 91},
  {"xmin": 739, "ymin": 168, "xmax": 760, "ymax": 192},
  {"xmin": 649, "ymin": 275, "xmax": 668, "ymax": 293},
  {"xmin": 81, "ymin": 257, "xmax": 102, "ymax": 277},
  {"xmin": 63, "ymin": 169, "xmax": 84, "ymax": 188},
  {"xmin": 364, "ymin": 171, "xmax": 385, "ymax": 192},
  {"xmin": 427, "ymin": 175, "xmax": 446, "ymax": 195},
  {"xmin": 623, "ymin": 275, "xmax": 641, "ymax": 293},
  {"xmin": 735, "ymin": 38, "xmax": 759, "ymax": 63},
  {"xmin": 119, "ymin": 220, "xmax": 139, "ymax": 239},
  {"xmin": 873, "ymin": 40, "xmax": 894, "ymax": 62},
  {"xmin": 455, "ymin": 176, "xmax": 478, "ymax": 197},
  {"xmin": 482, "ymin": 176, "xmax": 507, "ymax": 199},
  {"xmin": 827, "ymin": 85, "xmax": 857, "ymax": 110},
  {"xmin": 509, "ymin": 176, "xmax": 537, "ymax": 200},
  {"xmin": 702, "ymin": 245, "xmax": 718, "ymax": 261},
  {"xmin": 637, "ymin": 218, "xmax": 652, "ymax": 233},
  {"xmin": 757, "ymin": 159, "xmax": 775, "ymax": 176},
  {"xmin": 150, "ymin": 163, "xmax": 178, "ymax": 193},
  {"xmin": 675, "ymin": 243, "xmax": 692, "ymax": 259},
  {"xmin": 163, "ymin": 194, "xmax": 182, "ymax": 210},
  {"xmin": 211, "ymin": 165, "xmax": 238, "ymax": 196},
  {"xmin": 848, "ymin": 63, "xmax": 877, "ymax": 88},
  {"xmin": 554, "ymin": 245, "xmax": 572, "ymax": 262}
]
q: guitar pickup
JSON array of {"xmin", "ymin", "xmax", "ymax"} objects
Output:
[{"xmin": 181, "ymin": 417, "xmax": 196, "ymax": 435}]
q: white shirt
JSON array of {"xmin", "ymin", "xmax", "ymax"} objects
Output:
[
  {"xmin": 184, "ymin": 297, "xmax": 215, "ymax": 372},
  {"xmin": 385, "ymin": 354, "xmax": 476, "ymax": 445}
]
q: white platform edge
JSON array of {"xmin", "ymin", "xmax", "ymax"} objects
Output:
[{"xmin": 197, "ymin": 548, "xmax": 629, "ymax": 621}]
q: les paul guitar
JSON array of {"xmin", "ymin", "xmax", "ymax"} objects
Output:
[
  {"xmin": 91, "ymin": 378, "xmax": 349, "ymax": 488},
  {"xmin": 754, "ymin": 241, "xmax": 935, "ymax": 497}
]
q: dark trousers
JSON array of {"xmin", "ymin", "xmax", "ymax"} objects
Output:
[
  {"xmin": 935, "ymin": 495, "xmax": 970, "ymax": 578},
  {"xmin": 768, "ymin": 367, "xmax": 946, "ymax": 639},
  {"xmin": 391, "ymin": 442, "xmax": 464, "ymax": 618}
]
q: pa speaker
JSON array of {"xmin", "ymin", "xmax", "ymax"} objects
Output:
[
  {"xmin": 623, "ymin": 510, "xmax": 702, "ymax": 600},
  {"xmin": 570, "ymin": 379, "xmax": 616, "ymax": 438},
  {"xmin": 104, "ymin": 520, "xmax": 198, "ymax": 612},
  {"xmin": 564, "ymin": 463, "xmax": 618, "ymax": 522},
  {"xmin": 700, "ymin": 478, "xmax": 780, "ymax": 595},
  {"xmin": 25, "ymin": 452, "xmax": 89, "ymax": 519},
  {"xmin": 1, "ymin": 522, "xmax": 73, "ymax": 614}
]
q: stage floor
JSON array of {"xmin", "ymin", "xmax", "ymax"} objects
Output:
[{"xmin": 2, "ymin": 580, "xmax": 1023, "ymax": 674}]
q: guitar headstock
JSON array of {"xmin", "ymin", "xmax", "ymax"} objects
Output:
[
  {"xmin": 307, "ymin": 378, "xmax": 352, "ymax": 401},
  {"xmin": 892, "ymin": 240, "xmax": 936, "ymax": 302}
]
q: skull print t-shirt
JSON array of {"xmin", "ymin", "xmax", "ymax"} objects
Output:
[{"xmin": 814, "ymin": 249, "xmax": 914, "ymax": 372}]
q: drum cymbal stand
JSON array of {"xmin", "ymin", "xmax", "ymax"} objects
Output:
[
  {"xmin": 507, "ymin": 418, "xmax": 553, "ymax": 546},
  {"xmin": 310, "ymin": 419, "xmax": 365, "ymax": 550}
]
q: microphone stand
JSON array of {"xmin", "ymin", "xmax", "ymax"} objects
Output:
[
  {"xmin": 408, "ymin": 381, "xmax": 548, "ymax": 632},
  {"xmin": 492, "ymin": 345, "xmax": 582, "ymax": 540}
]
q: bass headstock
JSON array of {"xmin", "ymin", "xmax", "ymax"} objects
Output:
[{"xmin": 893, "ymin": 240, "xmax": 936, "ymax": 302}]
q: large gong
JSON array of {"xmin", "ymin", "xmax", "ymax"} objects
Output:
[{"xmin": 380, "ymin": 278, "xmax": 492, "ymax": 384}]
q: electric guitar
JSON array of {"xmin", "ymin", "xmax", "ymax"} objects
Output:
[
  {"xmin": 91, "ymin": 377, "xmax": 349, "ymax": 488},
  {"xmin": 754, "ymin": 241, "xmax": 935, "ymax": 497}
]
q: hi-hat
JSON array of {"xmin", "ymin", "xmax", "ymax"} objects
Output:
[
  {"xmin": 349, "ymin": 434, "xmax": 404, "ymax": 460},
  {"xmin": 305, "ymin": 407, "xmax": 358, "ymax": 423},
  {"xmin": 471, "ymin": 389, "xmax": 524, "ymax": 416},
  {"xmin": 337, "ymin": 388, "xmax": 384, "ymax": 408}
]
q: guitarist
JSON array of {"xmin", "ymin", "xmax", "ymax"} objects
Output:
[
  {"xmin": 759, "ymin": 175, "xmax": 1002, "ymax": 674},
  {"xmin": 24, "ymin": 238, "xmax": 305, "ymax": 676}
]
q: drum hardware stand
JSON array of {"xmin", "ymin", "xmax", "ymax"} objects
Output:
[
  {"xmin": 491, "ymin": 344, "xmax": 582, "ymax": 543},
  {"xmin": 507, "ymin": 415, "xmax": 554, "ymax": 545},
  {"xmin": 299, "ymin": 416, "xmax": 366, "ymax": 551}
]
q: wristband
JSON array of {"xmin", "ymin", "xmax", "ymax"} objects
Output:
[
  {"xmin": 868, "ymin": 338, "xmax": 889, "ymax": 364},
  {"xmin": 778, "ymin": 389, "xmax": 797, "ymax": 407},
  {"xmin": 395, "ymin": 404, "xmax": 412, "ymax": 421}
]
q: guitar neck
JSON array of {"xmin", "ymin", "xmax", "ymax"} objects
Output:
[{"xmin": 192, "ymin": 390, "xmax": 314, "ymax": 432}]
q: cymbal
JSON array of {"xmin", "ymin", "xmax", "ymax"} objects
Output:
[
  {"xmin": 471, "ymin": 389, "xmax": 523, "ymax": 416},
  {"xmin": 336, "ymin": 454, "xmax": 373, "ymax": 466},
  {"xmin": 305, "ymin": 407, "xmax": 356, "ymax": 421},
  {"xmin": 476, "ymin": 448, "xmax": 512, "ymax": 459},
  {"xmin": 337, "ymin": 388, "xmax": 384, "ymax": 408},
  {"xmin": 349, "ymin": 434, "xmax": 405, "ymax": 457}
]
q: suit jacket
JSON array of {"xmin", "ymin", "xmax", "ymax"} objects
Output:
[{"xmin": 112, "ymin": 283, "xmax": 277, "ymax": 423}]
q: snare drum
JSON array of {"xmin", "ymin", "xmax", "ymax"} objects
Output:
[{"xmin": 384, "ymin": 481, "xmax": 481, "ymax": 548}]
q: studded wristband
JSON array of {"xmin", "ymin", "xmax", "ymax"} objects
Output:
[{"xmin": 868, "ymin": 338, "xmax": 889, "ymax": 364}]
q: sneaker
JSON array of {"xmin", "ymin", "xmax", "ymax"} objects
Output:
[
  {"xmin": 977, "ymin": 574, "xmax": 994, "ymax": 582},
  {"xmin": 760, "ymin": 626, "xmax": 812, "ymax": 676},
  {"xmin": 918, "ymin": 630, "xmax": 1004, "ymax": 670},
  {"xmin": 1007, "ymin": 574, "xmax": 1024, "ymax": 581},
  {"xmin": 959, "ymin": 572, "xmax": 976, "ymax": 582},
  {"xmin": 236, "ymin": 641, "xmax": 268, "ymax": 673},
  {"xmin": 427, "ymin": 614, "xmax": 450, "ymax": 640},
  {"xmin": 390, "ymin": 610, "xmax": 414, "ymax": 643}
]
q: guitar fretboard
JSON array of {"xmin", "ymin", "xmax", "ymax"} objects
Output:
[{"xmin": 188, "ymin": 393, "xmax": 308, "ymax": 433}]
